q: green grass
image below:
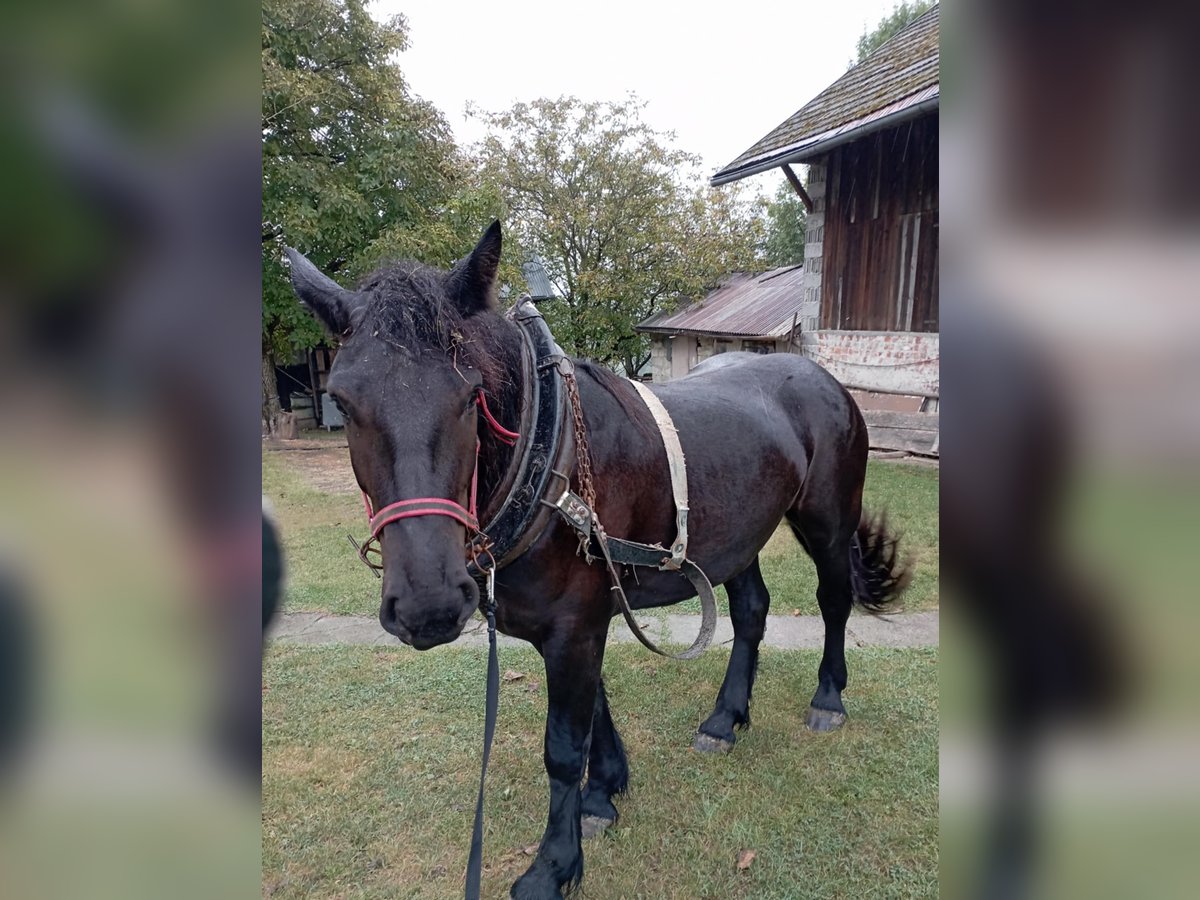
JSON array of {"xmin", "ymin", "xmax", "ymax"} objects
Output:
[
  {"xmin": 264, "ymin": 446, "xmax": 938, "ymax": 618},
  {"xmin": 263, "ymin": 447, "xmax": 380, "ymax": 615},
  {"xmin": 263, "ymin": 643, "xmax": 938, "ymax": 899}
]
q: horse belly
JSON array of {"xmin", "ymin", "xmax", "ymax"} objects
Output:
[{"xmin": 625, "ymin": 417, "xmax": 804, "ymax": 609}]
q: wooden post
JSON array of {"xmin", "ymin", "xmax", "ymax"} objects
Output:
[
  {"xmin": 788, "ymin": 311, "xmax": 799, "ymax": 352},
  {"xmin": 781, "ymin": 164, "xmax": 814, "ymax": 213}
]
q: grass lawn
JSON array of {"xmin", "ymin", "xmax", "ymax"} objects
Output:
[
  {"xmin": 263, "ymin": 643, "xmax": 938, "ymax": 899},
  {"xmin": 263, "ymin": 445, "xmax": 938, "ymax": 619}
]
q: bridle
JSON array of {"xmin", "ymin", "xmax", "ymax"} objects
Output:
[{"xmin": 348, "ymin": 387, "xmax": 520, "ymax": 576}]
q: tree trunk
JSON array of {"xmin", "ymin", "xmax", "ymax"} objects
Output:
[{"xmin": 262, "ymin": 351, "xmax": 284, "ymax": 437}]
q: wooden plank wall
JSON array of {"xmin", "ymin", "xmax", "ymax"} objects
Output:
[
  {"xmin": 862, "ymin": 409, "xmax": 939, "ymax": 457},
  {"xmin": 821, "ymin": 113, "xmax": 939, "ymax": 331}
]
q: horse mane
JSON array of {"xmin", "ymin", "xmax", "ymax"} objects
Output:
[
  {"xmin": 355, "ymin": 259, "xmax": 521, "ymax": 396},
  {"xmin": 354, "ymin": 258, "xmax": 654, "ymax": 450}
]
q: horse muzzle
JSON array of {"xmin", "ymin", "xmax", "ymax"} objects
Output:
[{"xmin": 379, "ymin": 577, "xmax": 479, "ymax": 649}]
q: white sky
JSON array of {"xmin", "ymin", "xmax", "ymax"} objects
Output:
[{"xmin": 369, "ymin": 0, "xmax": 902, "ymax": 192}]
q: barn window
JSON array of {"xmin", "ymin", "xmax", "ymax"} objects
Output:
[{"xmin": 742, "ymin": 342, "xmax": 772, "ymax": 354}]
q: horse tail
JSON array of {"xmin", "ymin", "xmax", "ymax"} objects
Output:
[{"xmin": 849, "ymin": 511, "xmax": 911, "ymax": 613}]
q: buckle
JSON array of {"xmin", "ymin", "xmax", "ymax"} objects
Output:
[
  {"xmin": 537, "ymin": 354, "xmax": 574, "ymax": 376},
  {"xmin": 554, "ymin": 488, "xmax": 592, "ymax": 533}
]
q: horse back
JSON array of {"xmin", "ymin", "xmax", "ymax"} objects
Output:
[{"xmin": 601, "ymin": 352, "xmax": 865, "ymax": 593}]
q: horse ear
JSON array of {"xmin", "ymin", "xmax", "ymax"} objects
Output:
[
  {"xmin": 284, "ymin": 247, "xmax": 367, "ymax": 337},
  {"xmin": 446, "ymin": 221, "xmax": 502, "ymax": 316}
]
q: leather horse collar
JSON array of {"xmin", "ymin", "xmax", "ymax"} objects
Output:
[{"xmin": 466, "ymin": 297, "xmax": 571, "ymax": 579}]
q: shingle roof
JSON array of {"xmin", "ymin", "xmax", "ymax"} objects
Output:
[
  {"xmin": 636, "ymin": 266, "xmax": 806, "ymax": 339},
  {"xmin": 711, "ymin": 5, "xmax": 939, "ymax": 185}
]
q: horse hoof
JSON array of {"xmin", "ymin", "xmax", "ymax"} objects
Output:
[
  {"xmin": 692, "ymin": 732, "xmax": 734, "ymax": 753},
  {"xmin": 581, "ymin": 814, "xmax": 614, "ymax": 839},
  {"xmin": 805, "ymin": 706, "xmax": 846, "ymax": 732}
]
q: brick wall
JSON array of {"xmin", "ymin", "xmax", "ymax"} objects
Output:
[{"xmin": 798, "ymin": 330, "xmax": 939, "ymax": 396}]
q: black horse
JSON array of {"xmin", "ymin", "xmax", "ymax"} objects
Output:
[{"xmin": 286, "ymin": 222, "xmax": 910, "ymax": 899}]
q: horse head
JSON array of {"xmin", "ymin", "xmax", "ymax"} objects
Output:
[{"xmin": 286, "ymin": 222, "xmax": 514, "ymax": 649}]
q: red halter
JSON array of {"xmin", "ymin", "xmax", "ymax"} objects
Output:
[{"xmin": 352, "ymin": 389, "xmax": 519, "ymax": 575}]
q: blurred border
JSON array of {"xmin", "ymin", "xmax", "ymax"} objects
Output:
[
  {"xmin": 941, "ymin": 1, "xmax": 1200, "ymax": 897},
  {"xmin": 0, "ymin": 2, "xmax": 262, "ymax": 898}
]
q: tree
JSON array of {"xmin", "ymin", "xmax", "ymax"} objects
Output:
[
  {"xmin": 261, "ymin": 0, "xmax": 502, "ymax": 432},
  {"xmin": 854, "ymin": 1, "xmax": 934, "ymax": 64},
  {"xmin": 472, "ymin": 96, "xmax": 764, "ymax": 377},
  {"xmin": 762, "ymin": 180, "xmax": 807, "ymax": 268}
]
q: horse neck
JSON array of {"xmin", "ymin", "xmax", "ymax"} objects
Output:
[{"xmin": 472, "ymin": 314, "xmax": 525, "ymax": 514}]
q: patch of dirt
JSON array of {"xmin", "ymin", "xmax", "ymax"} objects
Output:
[{"xmin": 271, "ymin": 442, "xmax": 358, "ymax": 495}]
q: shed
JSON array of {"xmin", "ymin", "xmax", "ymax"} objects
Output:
[
  {"xmin": 710, "ymin": 4, "xmax": 939, "ymax": 454},
  {"xmin": 636, "ymin": 266, "xmax": 806, "ymax": 381}
]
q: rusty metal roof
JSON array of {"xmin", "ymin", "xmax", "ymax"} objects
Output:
[
  {"xmin": 712, "ymin": 5, "xmax": 939, "ymax": 185},
  {"xmin": 636, "ymin": 266, "xmax": 806, "ymax": 339}
]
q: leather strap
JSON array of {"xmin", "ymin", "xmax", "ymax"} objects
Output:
[
  {"xmin": 627, "ymin": 380, "xmax": 689, "ymax": 570},
  {"xmin": 599, "ymin": 529, "xmax": 717, "ymax": 660},
  {"xmin": 464, "ymin": 578, "xmax": 498, "ymax": 900},
  {"xmin": 465, "ymin": 298, "xmax": 571, "ymax": 578},
  {"xmin": 546, "ymin": 481, "xmax": 718, "ymax": 661},
  {"xmin": 369, "ymin": 498, "xmax": 479, "ymax": 535}
]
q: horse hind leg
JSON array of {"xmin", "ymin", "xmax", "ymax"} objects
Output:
[
  {"xmin": 809, "ymin": 538, "xmax": 855, "ymax": 732},
  {"xmin": 580, "ymin": 678, "xmax": 628, "ymax": 838},
  {"xmin": 693, "ymin": 557, "xmax": 770, "ymax": 753},
  {"xmin": 786, "ymin": 512, "xmax": 855, "ymax": 733}
]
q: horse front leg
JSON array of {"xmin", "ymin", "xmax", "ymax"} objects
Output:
[
  {"xmin": 511, "ymin": 621, "xmax": 606, "ymax": 900},
  {"xmin": 580, "ymin": 678, "xmax": 628, "ymax": 836}
]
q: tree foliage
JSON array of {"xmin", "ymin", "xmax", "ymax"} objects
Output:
[
  {"xmin": 472, "ymin": 96, "xmax": 764, "ymax": 376},
  {"xmin": 854, "ymin": 1, "xmax": 934, "ymax": 63},
  {"xmin": 762, "ymin": 180, "xmax": 807, "ymax": 268},
  {"xmin": 261, "ymin": 0, "xmax": 504, "ymax": 364}
]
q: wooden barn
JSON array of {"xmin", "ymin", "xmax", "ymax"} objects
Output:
[{"xmin": 711, "ymin": 4, "xmax": 939, "ymax": 454}]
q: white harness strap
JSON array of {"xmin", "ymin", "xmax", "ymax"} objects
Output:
[{"xmin": 628, "ymin": 379, "xmax": 689, "ymax": 570}]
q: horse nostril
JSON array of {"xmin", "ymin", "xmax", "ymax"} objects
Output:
[
  {"xmin": 461, "ymin": 579, "xmax": 479, "ymax": 609},
  {"xmin": 380, "ymin": 595, "xmax": 402, "ymax": 632}
]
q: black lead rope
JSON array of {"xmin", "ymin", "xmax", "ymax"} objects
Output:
[{"xmin": 465, "ymin": 571, "xmax": 499, "ymax": 900}]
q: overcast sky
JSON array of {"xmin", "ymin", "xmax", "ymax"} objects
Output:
[{"xmin": 369, "ymin": 0, "xmax": 902, "ymax": 193}]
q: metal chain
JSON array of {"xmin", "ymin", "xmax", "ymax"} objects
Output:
[{"xmin": 560, "ymin": 366, "xmax": 598, "ymax": 559}]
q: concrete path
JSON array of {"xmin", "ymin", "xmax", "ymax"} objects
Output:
[{"xmin": 270, "ymin": 610, "xmax": 938, "ymax": 650}]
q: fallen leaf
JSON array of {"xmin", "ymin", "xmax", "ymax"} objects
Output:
[
  {"xmin": 736, "ymin": 849, "xmax": 757, "ymax": 871},
  {"xmin": 791, "ymin": 608, "xmax": 802, "ymax": 616},
  {"xmin": 522, "ymin": 844, "xmax": 539, "ymax": 856},
  {"xmin": 502, "ymin": 670, "xmax": 526, "ymax": 682},
  {"xmin": 525, "ymin": 680, "xmax": 541, "ymax": 693}
]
